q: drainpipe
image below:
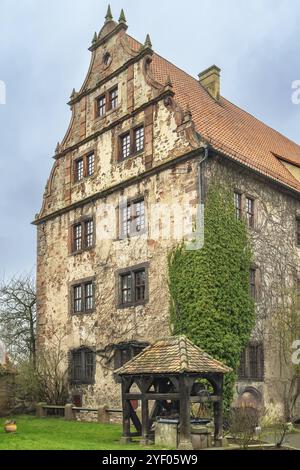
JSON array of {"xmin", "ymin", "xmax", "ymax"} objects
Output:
[
  {"xmin": 198, "ymin": 144, "xmax": 209, "ymax": 205},
  {"xmin": 188, "ymin": 144, "xmax": 209, "ymax": 250}
]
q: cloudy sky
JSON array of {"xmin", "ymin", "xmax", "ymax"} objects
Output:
[{"xmin": 0, "ymin": 0, "xmax": 299, "ymax": 279}]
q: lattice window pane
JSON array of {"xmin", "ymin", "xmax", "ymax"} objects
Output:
[
  {"xmin": 98, "ymin": 95, "xmax": 106, "ymax": 117},
  {"xmin": 135, "ymin": 270, "xmax": 146, "ymax": 302},
  {"xmin": 109, "ymin": 87, "xmax": 118, "ymax": 109},
  {"xmin": 121, "ymin": 205, "xmax": 131, "ymax": 237},
  {"xmin": 85, "ymin": 283, "xmax": 94, "ymax": 311},
  {"xmin": 73, "ymin": 224, "xmax": 82, "ymax": 251},
  {"xmin": 85, "ymin": 220, "xmax": 94, "ymax": 248},
  {"xmin": 246, "ymin": 197, "xmax": 254, "ymax": 228},
  {"xmin": 134, "ymin": 126, "xmax": 144, "ymax": 153},
  {"xmin": 85, "ymin": 352, "xmax": 94, "ymax": 381},
  {"xmin": 234, "ymin": 192, "xmax": 242, "ymax": 220},
  {"xmin": 134, "ymin": 200, "xmax": 145, "ymax": 233},
  {"xmin": 76, "ymin": 159, "xmax": 84, "ymax": 181},
  {"xmin": 74, "ymin": 285, "xmax": 82, "ymax": 313},
  {"xmin": 121, "ymin": 133, "xmax": 131, "ymax": 159},
  {"xmin": 121, "ymin": 274, "xmax": 132, "ymax": 304},
  {"xmin": 72, "ymin": 352, "xmax": 82, "ymax": 381},
  {"xmin": 87, "ymin": 153, "xmax": 95, "ymax": 176}
]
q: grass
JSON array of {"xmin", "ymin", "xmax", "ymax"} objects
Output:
[{"xmin": 0, "ymin": 415, "xmax": 164, "ymax": 450}]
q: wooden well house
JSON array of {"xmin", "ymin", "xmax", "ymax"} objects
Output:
[{"xmin": 116, "ymin": 336, "xmax": 231, "ymax": 449}]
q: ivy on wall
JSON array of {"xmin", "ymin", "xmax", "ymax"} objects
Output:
[{"xmin": 168, "ymin": 182, "xmax": 255, "ymax": 410}]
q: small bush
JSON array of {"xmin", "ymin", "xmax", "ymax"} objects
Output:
[{"xmin": 229, "ymin": 406, "xmax": 260, "ymax": 449}]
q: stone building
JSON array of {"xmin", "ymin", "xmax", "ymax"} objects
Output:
[{"xmin": 34, "ymin": 7, "xmax": 300, "ymax": 416}]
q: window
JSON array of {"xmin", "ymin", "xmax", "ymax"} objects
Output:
[
  {"xmin": 96, "ymin": 86, "xmax": 118, "ymax": 118},
  {"xmin": 250, "ymin": 269, "xmax": 256, "ymax": 300},
  {"xmin": 246, "ymin": 197, "xmax": 255, "ymax": 228},
  {"xmin": 121, "ymin": 133, "xmax": 131, "ymax": 159},
  {"xmin": 114, "ymin": 341, "xmax": 149, "ymax": 371},
  {"xmin": 85, "ymin": 219, "xmax": 94, "ymax": 248},
  {"xmin": 72, "ymin": 279, "xmax": 95, "ymax": 314},
  {"xmin": 120, "ymin": 273, "xmax": 132, "ymax": 305},
  {"xmin": 234, "ymin": 192, "xmax": 242, "ymax": 220},
  {"xmin": 296, "ymin": 218, "xmax": 300, "ymax": 246},
  {"xmin": 87, "ymin": 153, "xmax": 95, "ymax": 176},
  {"xmin": 134, "ymin": 126, "xmax": 144, "ymax": 153},
  {"xmin": 120, "ymin": 199, "xmax": 145, "ymax": 238},
  {"xmin": 119, "ymin": 126, "xmax": 145, "ymax": 160},
  {"xmin": 85, "ymin": 282, "xmax": 94, "ymax": 311},
  {"xmin": 74, "ymin": 152, "xmax": 95, "ymax": 182},
  {"xmin": 71, "ymin": 218, "xmax": 94, "ymax": 253},
  {"xmin": 109, "ymin": 87, "xmax": 118, "ymax": 110},
  {"xmin": 73, "ymin": 224, "xmax": 82, "ymax": 252},
  {"xmin": 238, "ymin": 343, "xmax": 264, "ymax": 381},
  {"xmin": 118, "ymin": 264, "xmax": 149, "ymax": 308},
  {"xmin": 74, "ymin": 285, "xmax": 82, "ymax": 313},
  {"xmin": 97, "ymin": 95, "xmax": 106, "ymax": 117},
  {"xmin": 75, "ymin": 159, "xmax": 84, "ymax": 182},
  {"xmin": 71, "ymin": 348, "xmax": 95, "ymax": 384},
  {"xmin": 135, "ymin": 270, "xmax": 146, "ymax": 302}
]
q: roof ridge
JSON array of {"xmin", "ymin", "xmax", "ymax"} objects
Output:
[{"xmin": 178, "ymin": 336, "xmax": 189, "ymax": 371}]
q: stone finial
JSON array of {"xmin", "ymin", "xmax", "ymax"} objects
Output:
[
  {"xmin": 70, "ymin": 88, "xmax": 77, "ymax": 100},
  {"xmin": 105, "ymin": 4, "xmax": 113, "ymax": 23},
  {"xmin": 183, "ymin": 104, "xmax": 192, "ymax": 123},
  {"xmin": 144, "ymin": 34, "xmax": 152, "ymax": 50},
  {"xmin": 165, "ymin": 75, "xmax": 173, "ymax": 88},
  {"xmin": 118, "ymin": 9, "xmax": 126, "ymax": 24},
  {"xmin": 55, "ymin": 142, "xmax": 60, "ymax": 154},
  {"xmin": 92, "ymin": 32, "xmax": 98, "ymax": 44}
]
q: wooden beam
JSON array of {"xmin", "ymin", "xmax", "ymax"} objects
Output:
[
  {"xmin": 178, "ymin": 375, "xmax": 193, "ymax": 450},
  {"xmin": 124, "ymin": 393, "xmax": 179, "ymax": 400},
  {"xmin": 190, "ymin": 395, "xmax": 221, "ymax": 403}
]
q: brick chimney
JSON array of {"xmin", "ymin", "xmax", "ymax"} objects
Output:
[{"xmin": 198, "ymin": 65, "xmax": 221, "ymax": 101}]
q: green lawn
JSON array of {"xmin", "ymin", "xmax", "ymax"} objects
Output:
[{"xmin": 0, "ymin": 415, "xmax": 164, "ymax": 450}]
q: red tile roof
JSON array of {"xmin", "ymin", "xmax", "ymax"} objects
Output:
[
  {"xmin": 128, "ymin": 35, "xmax": 300, "ymax": 193},
  {"xmin": 116, "ymin": 336, "xmax": 232, "ymax": 375}
]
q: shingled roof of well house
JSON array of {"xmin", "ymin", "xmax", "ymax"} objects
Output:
[
  {"xmin": 127, "ymin": 35, "xmax": 300, "ymax": 194},
  {"xmin": 116, "ymin": 336, "xmax": 232, "ymax": 375}
]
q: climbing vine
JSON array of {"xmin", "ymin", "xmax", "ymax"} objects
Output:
[{"xmin": 168, "ymin": 181, "xmax": 255, "ymax": 411}]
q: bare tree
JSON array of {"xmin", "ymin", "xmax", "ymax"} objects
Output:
[
  {"xmin": 35, "ymin": 330, "xmax": 69, "ymax": 405},
  {"xmin": 0, "ymin": 275, "xmax": 36, "ymax": 365}
]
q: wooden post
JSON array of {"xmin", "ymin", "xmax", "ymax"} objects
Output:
[
  {"xmin": 140, "ymin": 398, "xmax": 150, "ymax": 446},
  {"xmin": 178, "ymin": 375, "xmax": 193, "ymax": 450},
  {"xmin": 64, "ymin": 404, "xmax": 75, "ymax": 421},
  {"xmin": 213, "ymin": 374, "xmax": 224, "ymax": 444},
  {"xmin": 120, "ymin": 378, "xmax": 132, "ymax": 444},
  {"xmin": 36, "ymin": 402, "xmax": 46, "ymax": 418},
  {"xmin": 98, "ymin": 405, "xmax": 110, "ymax": 424}
]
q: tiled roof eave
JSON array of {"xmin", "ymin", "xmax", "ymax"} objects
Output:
[{"xmin": 209, "ymin": 140, "xmax": 300, "ymax": 197}]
